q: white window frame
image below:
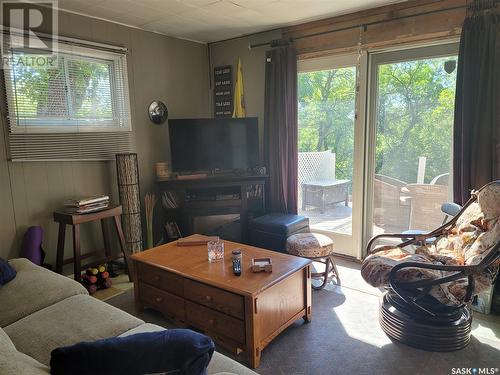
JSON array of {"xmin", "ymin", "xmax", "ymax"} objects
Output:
[{"xmin": 4, "ymin": 41, "xmax": 131, "ymax": 134}]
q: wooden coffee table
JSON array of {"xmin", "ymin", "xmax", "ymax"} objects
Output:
[{"xmin": 130, "ymin": 236, "xmax": 312, "ymax": 368}]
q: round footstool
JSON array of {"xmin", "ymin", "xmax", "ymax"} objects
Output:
[{"xmin": 286, "ymin": 233, "xmax": 340, "ymax": 290}]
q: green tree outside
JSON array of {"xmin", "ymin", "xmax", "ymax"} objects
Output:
[
  {"xmin": 298, "ymin": 56, "xmax": 457, "ymax": 184},
  {"xmin": 11, "ymin": 54, "xmax": 112, "ymax": 121}
]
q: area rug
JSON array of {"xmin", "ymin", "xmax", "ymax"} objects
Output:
[
  {"xmin": 92, "ymin": 273, "xmax": 133, "ymax": 301},
  {"xmin": 107, "ymin": 284, "xmax": 500, "ymax": 375}
]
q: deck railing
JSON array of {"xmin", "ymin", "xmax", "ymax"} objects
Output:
[{"xmin": 298, "ymin": 151, "xmax": 336, "ymax": 206}]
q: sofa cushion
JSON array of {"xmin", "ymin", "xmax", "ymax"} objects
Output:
[
  {"xmin": 119, "ymin": 322, "xmax": 166, "ymax": 337},
  {"xmin": 0, "ymin": 258, "xmax": 88, "ymax": 327},
  {"xmin": 208, "ymin": 352, "xmax": 257, "ymax": 375},
  {"xmin": 0, "ymin": 327, "xmax": 14, "ymax": 351},
  {"xmin": 0, "ymin": 348, "xmax": 49, "ymax": 375},
  {"xmin": 4, "ymin": 294, "xmax": 144, "ymax": 366},
  {"xmin": 0, "ymin": 327, "xmax": 49, "ymax": 375}
]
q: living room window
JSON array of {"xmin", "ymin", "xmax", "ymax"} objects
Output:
[
  {"xmin": 4, "ymin": 45, "xmax": 130, "ymax": 133},
  {"xmin": 3, "ymin": 39, "xmax": 133, "ymax": 161}
]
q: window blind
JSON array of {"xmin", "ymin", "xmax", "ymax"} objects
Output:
[{"xmin": 3, "ymin": 39, "xmax": 133, "ymax": 161}]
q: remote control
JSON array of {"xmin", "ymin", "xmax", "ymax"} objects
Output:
[
  {"xmin": 232, "ymin": 249, "xmax": 242, "ymax": 276},
  {"xmin": 232, "ymin": 258, "xmax": 241, "ymax": 276}
]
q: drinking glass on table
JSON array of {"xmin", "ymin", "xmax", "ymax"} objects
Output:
[{"xmin": 208, "ymin": 240, "xmax": 224, "ymax": 262}]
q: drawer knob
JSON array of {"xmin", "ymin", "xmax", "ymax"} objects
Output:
[
  {"xmin": 208, "ymin": 319, "xmax": 215, "ymax": 326},
  {"xmin": 154, "ymin": 275, "xmax": 160, "ymax": 281},
  {"xmin": 205, "ymin": 295, "xmax": 213, "ymax": 302},
  {"xmin": 155, "ymin": 297, "xmax": 163, "ymax": 303}
]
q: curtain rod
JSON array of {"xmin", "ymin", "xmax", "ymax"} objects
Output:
[{"xmin": 249, "ymin": 4, "xmax": 468, "ymax": 49}]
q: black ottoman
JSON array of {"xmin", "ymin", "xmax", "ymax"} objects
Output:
[{"xmin": 248, "ymin": 213, "xmax": 310, "ymax": 252}]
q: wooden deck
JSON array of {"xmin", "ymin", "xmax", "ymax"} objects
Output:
[{"xmin": 299, "ymin": 202, "xmax": 408, "ymax": 235}]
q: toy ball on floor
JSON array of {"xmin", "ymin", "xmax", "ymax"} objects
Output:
[{"xmin": 81, "ymin": 264, "xmax": 112, "ymax": 294}]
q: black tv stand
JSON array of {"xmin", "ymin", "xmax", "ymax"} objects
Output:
[{"xmin": 155, "ymin": 174, "xmax": 267, "ymax": 243}]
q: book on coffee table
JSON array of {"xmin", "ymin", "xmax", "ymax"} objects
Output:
[{"xmin": 177, "ymin": 234, "xmax": 219, "ymax": 246}]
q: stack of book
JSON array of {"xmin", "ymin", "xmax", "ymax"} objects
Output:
[
  {"xmin": 162, "ymin": 191, "xmax": 180, "ymax": 209},
  {"xmin": 165, "ymin": 221, "xmax": 182, "ymax": 240},
  {"xmin": 64, "ymin": 195, "xmax": 109, "ymax": 214},
  {"xmin": 247, "ymin": 184, "xmax": 263, "ymax": 199}
]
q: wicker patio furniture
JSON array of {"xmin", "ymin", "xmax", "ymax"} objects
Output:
[
  {"xmin": 302, "ymin": 179, "xmax": 349, "ymax": 213},
  {"xmin": 373, "ymin": 174, "xmax": 410, "ymax": 229},
  {"xmin": 361, "ymin": 181, "xmax": 500, "ymax": 351},
  {"xmin": 430, "ymin": 173, "xmax": 449, "ymax": 186},
  {"xmin": 405, "ymin": 183, "xmax": 449, "ymax": 231}
]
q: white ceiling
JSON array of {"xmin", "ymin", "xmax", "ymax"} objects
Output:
[{"xmin": 57, "ymin": 0, "xmax": 405, "ymax": 43}]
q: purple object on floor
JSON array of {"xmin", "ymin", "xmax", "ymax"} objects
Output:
[{"xmin": 20, "ymin": 226, "xmax": 45, "ymax": 266}]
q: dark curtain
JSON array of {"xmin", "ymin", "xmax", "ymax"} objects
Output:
[
  {"xmin": 264, "ymin": 45, "xmax": 298, "ymax": 214},
  {"xmin": 453, "ymin": 9, "xmax": 500, "ymax": 204}
]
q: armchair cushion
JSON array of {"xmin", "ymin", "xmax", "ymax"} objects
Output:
[{"xmin": 362, "ymin": 182, "xmax": 500, "ymax": 306}]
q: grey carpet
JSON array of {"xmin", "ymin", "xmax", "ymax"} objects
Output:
[{"xmin": 107, "ymin": 285, "xmax": 500, "ymax": 375}]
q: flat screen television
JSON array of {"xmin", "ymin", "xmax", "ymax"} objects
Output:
[{"xmin": 168, "ymin": 117, "xmax": 259, "ymax": 173}]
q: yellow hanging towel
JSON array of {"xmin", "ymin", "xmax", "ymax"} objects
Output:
[{"xmin": 232, "ymin": 57, "xmax": 246, "ymax": 118}]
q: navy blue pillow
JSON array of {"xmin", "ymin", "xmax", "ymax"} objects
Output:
[
  {"xmin": 50, "ymin": 329, "xmax": 215, "ymax": 375},
  {"xmin": 0, "ymin": 258, "xmax": 16, "ymax": 286}
]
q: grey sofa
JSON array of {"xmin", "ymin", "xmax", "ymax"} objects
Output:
[{"xmin": 0, "ymin": 258, "xmax": 256, "ymax": 375}]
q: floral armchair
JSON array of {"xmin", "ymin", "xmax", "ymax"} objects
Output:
[{"xmin": 360, "ymin": 181, "xmax": 500, "ymax": 351}]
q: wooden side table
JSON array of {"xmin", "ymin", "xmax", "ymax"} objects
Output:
[{"xmin": 54, "ymin": 204, "xmax": 130, "ymax": 281}]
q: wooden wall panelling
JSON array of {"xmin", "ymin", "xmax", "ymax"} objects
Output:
[
  {"xmin": 45, "ymin": 162, "xmax": 73, "ymax": 265},
  {"xmin": 209, "ymin": 30, "xmax": 283, "ymax": 162},
  {"xmin": 285, "ymin": 0, "xmax": 466, "ymax": 36},
  {"xmin": 283, "ymin": 0, "xmax": 468, "ymax": 57},
  {"xmin": 0, "ymin": 10, "xmax": 211, "ymax": 265},
  {"xmin": 0, "ymin": 115, "xmax": 16, "ymax": 259},
  {"xmin": 6, "ymin": 163, "xmax": 29, "ymax": 253}
]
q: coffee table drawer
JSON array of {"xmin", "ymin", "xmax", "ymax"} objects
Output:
[
  {"xmin": 139, "ymin": 282, "xmax": 185, "ymax": 321},
  {"xmin": 186, "ymin": 301, "xmax": 245, "ymax": 344},
  {"xmin": 184, "ymin": 279, "xmax": 244, "ymax": 319},
  {"xmin": 137, "ymin": 262, "xmax": 183, "ymax": 296}
]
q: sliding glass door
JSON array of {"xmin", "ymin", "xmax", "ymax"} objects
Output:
[
  {"xmin": 365, "ymin": 44, "xmax": 459, "ymax": 240},
  {"xmin": 297, "ymin": 54, "xmax": 365, "ymax": 257},
  {"xmin": 296, "ymin": 43, "xmax": 459, "ymax": 259}
]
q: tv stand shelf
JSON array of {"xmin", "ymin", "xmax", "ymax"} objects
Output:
[
  {"xmin": 155, "ymin": 174, "xmax": 267, "ymax": 243},
  {"xmin": 156, "ymin": 174, "xmax": 268, "ymax": 184}
]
